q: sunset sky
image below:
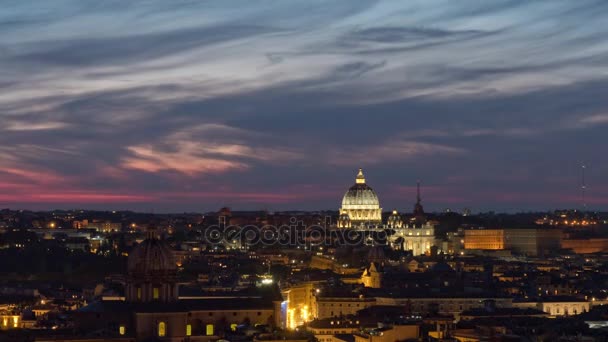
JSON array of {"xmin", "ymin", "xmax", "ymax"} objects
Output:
[{"xmin": 1, "ymin": 0, "xmax": 608, "ymax": 212}]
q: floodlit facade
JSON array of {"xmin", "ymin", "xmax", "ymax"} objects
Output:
[
  {"xmin": 391, "ymin": 222, "xmax": 436, "ymax": 256},
  {"xmin": 464, "ymin": 229, "xmax": 505, "ymax": 250},
  {"xmin": 463, "ymin": 228, "xmax": 562, "ymax": 256}
]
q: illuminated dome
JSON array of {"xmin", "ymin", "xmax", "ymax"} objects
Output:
[
  {"xmin": 387, "ymin": 210, "xmax": 403, "ymax": 228},
  {"xmin": 337, "ymin": 212, "xmax": 351, "ymax": 228},
  {"xmin": 339, "ymin": 168, "xmax": 382, "ymax": 226}
]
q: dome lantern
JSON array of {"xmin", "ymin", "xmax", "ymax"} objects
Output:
[{"xmin": 356, "ymin": 168, "xmax": 366, "ymax": 184}]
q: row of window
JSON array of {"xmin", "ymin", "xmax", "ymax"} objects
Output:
[
  {"xmin": 320, "ymin": 303, "xmax": 362, "ymax": 307},
  {"xmin": 118, "ymin": 322, "xmax": 215, "ymax": 337},
  {"xmin": 190, "ymin": 312, "xmax": 263, "ymax": 317},
  {"xmin": 135, "ymin": 287, "xmax": 161, "ymax": 300}
]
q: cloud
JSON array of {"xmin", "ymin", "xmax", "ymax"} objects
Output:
[
  {"xmin": 3, "ymin": 121, "xmax": 70, "ymax": 131},
  {"xmin": 328, "ymin": 140, "xmax": 466, "ymax": 166},
  {"xmin": 1, "ymin": 1, "xmax": 608, "ymax": 211},
  {"xmin": 123, "ymin": 145, "xmax": 248, "ymax": 176},
  {"xmin": 327, "ymin": 60, "xmax": 387, "ymax": 81},
  {"xmin": 121, "ymin": 124, "xmax": 303, "ymax": 176},
  {"xmin": 347, "ymin": 26, "xmax": 486, "ymax": 43},
  {"xmin": 577, "ymin": 113, "xmax": 608, "ymax": 127},
  {"xmin": 12, "ymin": 24, "xmax": 281, "ymax": 67}
]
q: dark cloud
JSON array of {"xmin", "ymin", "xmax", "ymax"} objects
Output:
[
  {"xmin": 332, "ymin": 61, "xmax": 386, "ymax": 79},
  {"xmin": 1, "ymin": 1, "xmax": 608, "ymax": 212},
  {"xmin": 347, "ymin": 27, "xmax": 487, "ymax": 43},
  {"xmin": 11, "ymin": 25, "xmax": 281, "ymax": 67}
]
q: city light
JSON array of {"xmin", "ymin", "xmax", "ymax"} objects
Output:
[{"xmin": 0, "ymin": 2, "xmax": 606, "ymax": 341}]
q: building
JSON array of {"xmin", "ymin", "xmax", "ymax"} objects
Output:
[
  {"xmin": 307, "ymin": 318, "xmax": 360, "ymax": 342},
  {"xmin": 459, "ymin": 300, "xmax": 549, "ymax": 321},
  {"xmin": 283, "ymin": 282, "xmax": 316, "ymax": 329},
  {"xmin": 0, "ymin": 315, "xmax": 22, "ymax": 330},
  {"xmin": 389, "ymin": 185, "xmax": 436, "ymax": 256},
  {"xmin": 391, "ymin": 222, "xmax": 436, "ymax": 256},
  {"xmin": 513, "ymin": 297, "xmax": 591, "ymax": 317},
  {"xmin": 314, "ymin": 294, "xmax": 376, "ymax": 319},
  {"xmin": 75, "ymin": 227, "xmax": 282, "ymax": 341},
  {"xmin": 464, "ymin": 229, "xmax": 504, "ymax": 250},
  {"xmin": 73, "ymin": 220, "xmax": 122, "ymax": 232},
  {"xmin": 561, "ymin": 238, "xmax": 608, "ymax": 254},
  {"xmin": 353, "ymin": 324, "xmax": 419, "ymax": 342},
  {"xmin": 504, "ymin": 228, "xmax": 561, "ymax": 256},
  {"xmin": 307, "ymin": 310, "xmax": 420, "ymax": 342},
  {"xmin": 374, "ymin": 295, "xmax": 513, "ymax": 321},
  {"xmin": 386, "ymin": 210, "xmax": 403, "ymax": 229},
  {"xmin": 361, "ymin": 263, "xmax": 383, "ymax": 289},
  {"xmin": 338, "ymin": 169, "xmax": 382, "ymax": 228},
  {"xmin": 336, "ymin": 170, "xmax": 436, "ymax": 256},
  {"xmin": 463, "ymin": 228, "xmax": 561, "ymax": 256}
]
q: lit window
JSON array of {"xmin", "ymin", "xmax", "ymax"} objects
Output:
[
  {"xmin": 186, "ymin": 324, "xmax": 192, "ymax": 336},
  {"xmin": 158, "ymin": 322, "xmax": 166, "ymax": 337},
  {"xmin": 206, "ymin": 324, "xmax": 214, "ymax": 335},
  {"xmin": 137, "ymin": 288, "xmax": 142, "ymax": 300},
  {"xmin": 119, "ymin": 325, "xmax": 126, "ymax": 335},
  {"xmin": 153, "ymin": 288, "xmax": 160, "ymax": 300}
]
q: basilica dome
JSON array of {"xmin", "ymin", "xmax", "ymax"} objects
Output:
[
  {"xmin": 127, "ymin": 230, "xmax": 176, "ymax": 275},
  {"xmin": 339, "ymin": 168, "xmax": 382, "ymax": 225},
  {"xmin": 125, "ymin": 227, "xmax": 178, "ymax": 303},
  {"xmin": 341, "ymin": 169, "xmax": 380, "ymax": 208},
  {"xmin": 387, "ymin": 210, "xmax": 403, "ymax": 228}
]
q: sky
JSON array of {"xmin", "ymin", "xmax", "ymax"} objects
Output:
[{"xmin": 1, "ymin": 0, "xmax": 608, "ymax": 213}]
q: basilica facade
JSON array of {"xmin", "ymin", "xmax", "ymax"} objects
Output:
[{"xmin": 337, "ymin": 169, "xmax": 437, "ymax": 256}]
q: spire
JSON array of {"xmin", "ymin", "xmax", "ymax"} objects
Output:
[
  {"xmin": 413, "ymin": 180, "xmax": 425, "ymax": 218},
  {"xmin": 356, "ymin": 168, "xmax": 366, "ymax": 184}
]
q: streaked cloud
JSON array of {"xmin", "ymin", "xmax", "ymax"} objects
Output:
[
  {"xmin": 3, "ymin": 121, "xmax": 69, "ymax": 131},
  {"xmin": 122, "ymin": 124, "xmax": 302, "ymax": 175},
  {"xmin": 1, "ymin": 0, "xmax": 607, "ymax": 211},
  {"xmin": 577, "ymin": 113, "xmax": 608, "ymax": 127},
  {"xmin": 329, "ymin": 141, "xmax": 466, "ymax": 166}
]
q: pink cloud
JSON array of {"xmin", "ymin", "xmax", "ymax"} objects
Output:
[
  {"xmin": 0, "ymin": 167, "xmax": 65, "ymax": 184},
  {"xmin": 123, "ymin": 145, "xmax": 248, "ymax": 175}
]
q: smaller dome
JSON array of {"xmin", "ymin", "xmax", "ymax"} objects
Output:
[
  {"xmin": 337, "ymin": 212, "xmax": 351, "ymax": 228},
  {"xmin": 128, "ymin": 233, "xmax": 176, "ymax": 275},
  {"xmin": 339, "ymin": 212, "xmax": 350, "ymax": 220},
  {"xmin": 387, "ymin": 209, "xmax": 403, "ymax": 228}
]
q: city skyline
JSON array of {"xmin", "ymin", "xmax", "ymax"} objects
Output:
[{"xmin": 2, "ymin": 1, "xmax": 608, "ymax": 212}]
